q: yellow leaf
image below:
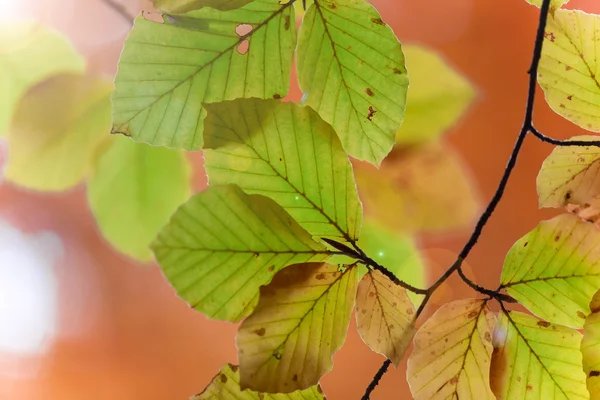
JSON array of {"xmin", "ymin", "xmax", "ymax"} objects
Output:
[
  {"xmin": 5, "ymin": 74, "xmax": 112, "ymax": 191},
  {"xmin": 237, "ymin": 262, "xmax": 357, "ymax": 393},
  {"xmin": 582, "ymin": 291, "xmax": 600, "ymax": 399},
  {"xmin": 354, "ymin": 143, "xmax": 479, "ymax": 233},
  {"xmin": 525, "ymin": 0, "xmax": 569, "ymax": 14},
  {"xmin": 538, "ymin": 9, "xmax": 600, "ymax": 132},
  {"xmin": 355, "ymin": 269, "xmax": 416, "ymax": 366},
  {"xmin": 407, "ymin": 299, "xmax": 496, "ymax": 400}
]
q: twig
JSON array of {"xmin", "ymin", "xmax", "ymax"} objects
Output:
[
  {"xmin": 102, "ymin": 0, "xmax": 135, "ymax": 24},
  {"xmin": 360, "ymin": 0, "xmax": 553, "ymax": 397},
  {"xmin": 530, "ymin": 126, "xmax": 600, "ymax": 146}
]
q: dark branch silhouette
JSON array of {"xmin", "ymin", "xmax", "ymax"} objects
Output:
[
  {"xmin": 531, "ymin": 126, "xmax": 600, "ymax": 146},
  {"xmin": 101, "ymin": 0, "xmax": 135, "ymax": 24}
]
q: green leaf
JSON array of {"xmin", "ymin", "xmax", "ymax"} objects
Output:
[
  {"xmin": 491, "ymin": 311, "xmax": 588, "ymax": 400},
  {"xmin": 407, "ymin": 299, "xmax": 496, "ymax": 400},
  {"xmin": 296, "ymin": 0, "xmax": 409, "ymax": 165},
  {"xmin": 87, "ymin": 137, "xmax": 191, "ymax": 261},
  {"xmin": 152, "ymin": 185, "xmax": 330, "ymax": 322},
  {"xmin": 5, "ymin": 74, "xmax": 112, "ymax": 191},
  {"xmin": 500, "ymin": 214, "xmax": 600, "ymax": 328},
  {"xmin": 192, "ymin": 364, "xmax": 326, "ymax": 399},
  {"xmin": 153, "ymin": 0, "xmax": 253, "ymax": 13},
  {"xmin": 237, "ymin": 262, "xmax": 357, "ymax": 392},
  {"xmin": 112, "ymin": 0, "xmax": 296, "ymax": 150},
  {"xmin": 0, "ymin": 23, "xmax": 85, "ymax": 136},
  {"xmin": 582, "ymin": 291, "xmax": 600, "ymax": 399},
  {"xmin": 538, "ymin": 9, "xmax": 600, "ymax": 132},
  {"xmin": 355, "ymin": 269, "xmax": 416, "ymax": 366},
  {"xmin": 203, "ymin": 98, "xmax": 362, "ymax": 243},
  {"xmin": 537, "ymin": 135, "xmax": 600, "ymax": 210},
  {"xmin": 396, "ymin": 45, "xmax": 475, "ymax": 145}
]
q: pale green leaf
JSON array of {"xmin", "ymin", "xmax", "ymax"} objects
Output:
[
  {"xmin": 296, "ymin": 0, "xmax": 409, "ymax": 165},
  {"xmin": 500, "ymin": 214, "xmax": 600, "ymax": 328},
  {"xmin": 5, "ymin": 74, "xmax": 111, "ymax": 191},
  {"xmin": 152, "ymin": 185, "xmax": 330, "ymax": 322},
  {"xmin": 204, "ymin": 98, "xmax": 362, "ymax": 243},
  {"xmin": 192, "ymin": 364, "xmax": 325, "ymax": 399},
  {"xmin": 0, "ymin": 23, "xmax": 85, "ymax": 136},
  {"xmin": 356, "ymin": 269, "xmax": 416, "ymax": 366},
  {"xmin": 153, "ymin": 0, "xmax": 253, "ymax": 13},
  {"xmin": 237, "ymin": 262, "xmax": 357, "ymax": 392},
  {"xmin": 396, "ymin": 45, "xmax": 475, "ymax": 145},
  {"xmin": 491, "ymin": 311, "xmax": 588, "ymax": 400},
  {"xmin": 538, "ymin": 9, "xmax": 600, "ymax": 132},
  {"xmin": 582, "ymin": 291, "xmax": 600, "ymax": 399},
  {"xmin": 526, "ymin": 0, "xmax": 569, "ymax": 14},
  {"xmin": 407, "ymin": 299, "xmax": 496, "ymax": 400},
  {"xmin": 87, "ymin": 137, "xmax": 191, "ymax": 261},
  {"xmin": 112, "ymin": 0, "xmax": 296, "ymax": 150}
]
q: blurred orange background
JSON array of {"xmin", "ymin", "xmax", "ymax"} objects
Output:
[{"xmin": 2, "ymin": 0, "xmax": 600, "ymax": 398}]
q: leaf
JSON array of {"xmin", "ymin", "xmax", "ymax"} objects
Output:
[
  {"xmin": 152, "ymin": 185, "xmax": 330, "ymax": 322},
  {"xmin": 355, "ymin": 269, "xmax": 416, "ymax": 366},
  {"xmin": 491, "ymin": 310, "xmax": 588, "ymax": 400},
  {"xmin": 4, "ymin": 74, "xmax": 112, "ymax": 191},
  {"xmin": 296, "ymin": 0, "xmax": 409, "ymax": 165},
  {"xmin": 396, "ymin": 45, "xmax": 475, "ymax": 145},
  {"xmin": 192, "ymin": 363, "xmax": 326, "ymax": 399},
  {"xmin": 537, "ymin": 135, "xmax": 600, "ymax": 212},
  {"xmin": 237, "ymin": 262, "xmax": 357, "ymax": 392},
  {"xmin": 112, "ymin": 0, "xmax": 296, "ymax": 150},
  {"xmin": 406, "ymin": 299, "xmax": 496, "ymax": 400},
  {"xmin": 526, "ymin": 0, "xmax": 569, "ymax": 13},
  {"xmin": 203, "ymin": 98, "xmax": 362, "ymax": 243},
  {"xmin": 153, "ymin": 0, "xmax": 253, "ymax": 13},
  {"xmin": 87, "ymin": 137, "xmax": 191, "ymax": 261},
  {"xmin": 537, "ymin": 9, "xmax": 600, "ymax": 132},
  {"xmin": 354, "ymin": 143, "xmax": 479, "ymax": 233},
  {"xmin": 500, "ymin": 214, "xmax": 600, "ymax": 328},
  {"xmin": 0, "ymin": 23, "xmax": 85, "ymax": 136},
  {"xmin": 582, "ymin": 291, "xmax": 600, "ymax": 399}
]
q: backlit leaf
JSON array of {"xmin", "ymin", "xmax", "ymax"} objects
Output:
[
  {"xmin": 152, "ymin": 185, "xmax": 330, "ymax": 322},
  {"xmin": 296, "ymin": 0, "xmax": 409, "ymax": 165},
  {"xmin": 237, "ymin": 262, "xmax": 357, "ymax": 392},
  {"xmin": 407, "ymin": 299, "xmax": 496, "ymax": 400},
  {"xmin": 355, "ymin": 269, "xmax": 416, "ymax": 366},
  {"xmin": 153, "ymin": 0, "xmax": 253, "ymax": 13},
  {"xmin": 537, "ymin": 9, "xmax": 600, "ymax": 132},
  {"xmin": 491, "ymin": 311, "xmax": 588, "ymax": 400},
  {"xmin": 582, "ymin": 291, "xmax": 600, "ymax": 399},
  {"xmin": 192, "ymin": 363, "xmax": 325, "ymax": 399},
  {"xmin": 526, "ymin": 0, "xmax": 569, "ymax": 14},
  {"xmin": 354, "ymin": 143, "xmax": 479, "ymax": 233},
  {"xmin": 5, "ymin": 74, "xmax": 111, "ymax": 191},
  {"xmin": 0, "ymin": 23, "xmax": 85, "ymax": 136},
  {"xmin": 500, "ymin": 214, "xmax": 600, "ymax": 328},
  {"xmin": 112, "ymin": 0, "xmax": 296, "ymax": 150},
  {"xmin": 396, "ymin": 45, "xmax": 475, "ymax": 145},
  {"xmin": 204, "ymin": 98, "xmax": 362, "ymax": 243},
  {"xmin": 87, "ymin": 137, "xmax": 191, "ymax": 261}
]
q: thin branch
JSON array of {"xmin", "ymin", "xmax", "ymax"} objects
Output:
[
  {"xmin": 361, "ymin": 256, "xmax": 428, "ymax": 295},
  {"xmin": 361, "ymin": 0, "xmax": 553, "ymax": 396},
  {"xmin": 102, "ymin": 0, "xmax": 135, "ymax": 24},
  {"xmin": 530, "ymin": 126, "xmax": 600, "ymax": 146}
]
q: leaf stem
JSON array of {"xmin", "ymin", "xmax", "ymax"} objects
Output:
[
  {"xmin": 530, "ymin": 126, "xmax": 600, "ymax": 146},
  {"xmin": 361, "ymin": 0, "xmax": 553, "ymax": 396}
]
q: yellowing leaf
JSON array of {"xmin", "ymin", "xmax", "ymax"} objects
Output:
[
  {"xmin": 396, "ymin": 45, "xmax": 475, "ymax": 145},
  {"xmin": 537, "ymin": 135, "xmax": 600, "ymax": 212},
  {"xmin": 500, "ymin": 214, "xmax": 600, "ymax": 328},
  {"xmin": 354, "ymin": 143, "xmax": 479, "ymax": 233},
  {"xmin": 296, "ymin": 0, "xmax": 409, "ymax": 165},
  {"xmin": 204, "ymin": 99, "xmax": 362, "ymax": 243},
  {"xmin": 582, "ymin": 291, "xmax": 600, "ymax": 399},
  {"xmin": 491, "ymin": 311, "xmax": 588, "ymax": 400},
  {"xmin": 526, "ymin": 0, "xmax": 569, "ymax": 14},
  {"xmin": 237, "ymin": 262, "xmax": 357, "ymax": 392},
  {"xmin": 355, "ymin": 269, "xmax": 416, "ymax": 366},
  {"xmin": 0, "ymin": 23, "xmax": 85, "ymax": 136},
  {"xmin": 407, "ymin": 299, "xmax": 496, "ymax": 400},
  {"xmin": 112, "ymin": 0, "xmax": 296, "ymax": 150},
  {"xmin": 538, "ymin": 9, "xmax": 600, "ymax": 132},
  {"xmin": 87, "ymin": 137, "xmax": 191, "ymax": 261},
  {"xmin": 5, "ymin": 74, "xmax": 111, "ymax": 191},
  {"xmin": 152, "ymin": 185, "xmax": 330, "ymax": 322},
  {"xmin": 192, "ymin": 364, "xmax": 325, "ymax": 399},
  {"xmin": 153, "ymin": 0, "xmax": 252, "ymax": 13}
]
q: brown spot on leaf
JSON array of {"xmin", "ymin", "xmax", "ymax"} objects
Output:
[
  {"xmin": 567, "ymin": 95, "xmax": 573, "ymax": 100},
  {"xmin": 369, "ymin": 291, "xmax": 376, "ymax": 298},
  {"xmin": 450, "ymin": 376, "xmax": 459, "ymax": 384},
  {"xmin": 468, "ymin": 310, "xmax": 478, "ymax": 319},
  {"xmin": 329, "ymin": 3, "xmax": 337, "ymax": 9},
  {"xmin": 273, "ymin": 93, "xmax": 282, "ymax": 100},
  {"xmin": 590, "ymin": 370, "xmax": 600, "ymax": 377},
  {"xmin": 526, "ymin": 385, "xmax": 533, "ymax": 391},
  {"xmin": 524, "ymin": 242, "xmax": 529, "ymax": 247},
  {"xmin": 220, "ymin": 374, "xmax": 228, "ymax": 383},
  {"xmin": 407, "ymin": 308, "xmax": 414, "ymax": 315},
  {"xmin": 367, "ymin": 106, "xmax": 376, "ymax": 121},
  {"xmin": 537, "ymin": 321, "xmax": 551, "ymax": 328},
  {"xmin": 565, "ymin": 191, "xmax": 572, "ymax": 201},
  {"xmin": 292, "ymin": 374, "xmax": 298, "ymax": 382},
  {"xmin": 268, "ymin": 265, "xmax": 275, "ymax": 272},
  {"xmin": 253, "ymin": 328, "xmax": 266, "ymax": 336},
  {"xmin": 485, "ymin": 332, "xmax": 492, "ymax": 342},
  {"xmin": 365, "ymin": 88, "xmax": 374, "ymax": 97},
  {"xmin": 554, "ymin": 234, "xmax": 561, "ymax": 241},
  {"xmin": 273, "ymin": 351, "xmax": 282, "ymax": 360},
  {"xmin": 559, "ymin": 103, "xmax": 566, "ymax": 108},
  {"xmin": 317, "ymin": 386, "xmax": 323, "ymax": 393},
  {"xmin": 371, "ymin": 17, "xmax": 385, "ymax": 25},
  {"xmin": 577, "ymin": 311, "xmax": 586, "ymax": 319},
  {"xmin": 517, "ymin": 376, "xmax": 521, "ymax": 382},
  {"xmin": 316, "ymin": 273, "xmax": 326, "ymax": 280},
  {"xmin": 566, "ymin": 65, "xmax": 573, "ymax": 71},
  {"xmin": 230, "ymin": 365, "xmax": 238, "ymax": 372},
  {"xmin": 284, "ymin": 15, "xmax": 290, "ymax": 31}
]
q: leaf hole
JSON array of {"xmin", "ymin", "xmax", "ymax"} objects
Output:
[
  {"xmin": 237, "ymin": 40, "xmax": 250, "ymax": 55},
  {"xmin": 236, "ymin": 23, "xmax": 253, "ymax": 37}
]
